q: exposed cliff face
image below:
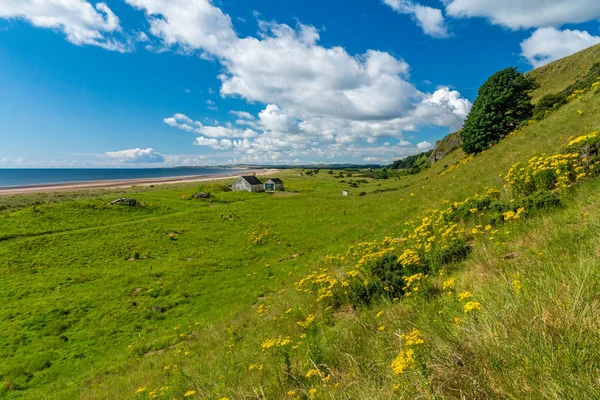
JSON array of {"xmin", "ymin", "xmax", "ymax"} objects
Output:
[{"xmin": 428, "ymin": 131, "xmax": 463, "ymax": 164}]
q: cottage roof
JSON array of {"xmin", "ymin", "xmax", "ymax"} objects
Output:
[
  {"xmin": 240, "ymin": 175, "xmax": 263, "ymax": 185},
  {"xmin": 268, "ymin": 178, "xmax": 284, "ymax": 184}
]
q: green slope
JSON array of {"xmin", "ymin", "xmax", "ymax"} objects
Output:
[
  {"xmin": 529, "ymin": 43, "xmax": 600, "ymax": 102},
  {"xmin": 2, "ymin": 47, "xmax": 600, "ymax": 399}
]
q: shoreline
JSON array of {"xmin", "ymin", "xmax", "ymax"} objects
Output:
[{"xmin": 0, "ymin": 169, "xmax": 280, "ymax": 196}]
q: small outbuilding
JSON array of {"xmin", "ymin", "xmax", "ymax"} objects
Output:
[
  {"xmin": 265, "ymin": 178, "xmax": 284, "ymax": 191},
  {"xmin": 232, "ymin": 175, "xmax": 264, "ymax": 192},
  {"xmin": 342, "ymin": 190, "xmax": 349, "ymax": 196}
]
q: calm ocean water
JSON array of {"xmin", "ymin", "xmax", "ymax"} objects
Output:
[{"xmin": 0, "ymin": 168, "xmax": 246, "ymax": 188}]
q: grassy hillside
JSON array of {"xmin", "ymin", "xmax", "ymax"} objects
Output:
[
  {"xmin": 2, "ymin": 50, "xmax": 600, "ymax": 399},
  {"xmin": 529, "ymin": 43, "xmax": 600, "ymax": 102}
]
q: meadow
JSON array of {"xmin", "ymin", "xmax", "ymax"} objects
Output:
[{"xmin": 3, "ymin": 49, "xmax": 600, "ymax": 399}]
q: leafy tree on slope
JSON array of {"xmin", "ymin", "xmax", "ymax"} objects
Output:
[{"xmin": 461, "ymin": 67, "xmax": 537, "ymax": 154}]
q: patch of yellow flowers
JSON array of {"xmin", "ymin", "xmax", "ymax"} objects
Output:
[
  {"xmin": 261, "ymin": 336, "xmax": 292, "ymax": 350},
  {"xmin": 392, "ymin": 328, "xmax": 425, "ymax": 375}
]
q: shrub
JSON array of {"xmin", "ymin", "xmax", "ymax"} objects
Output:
[
  {"xmin": 348, "ymin": 279, "xmax": 382, "ymax": 309},
  {"xmin": 432, "ymin": 240, "xmax": 471, "ymax": 266},
  {"xmin": 376, "ymin": 171, "xmax": 389, "ymax": 179},
  {"xmin": 505, "ymin": 153, "xmax": 592, "ymax": 196},
  {"xmin": 533, "ymin": 92, "xmax": 567, "ymax": 120},
  {"xmin": 515, "ymin": 190, "xmax": 561, "ymax": 211},
  {"xmin": 369, "ymin": 254, "xmax": 406, "ymax": 297},
  {"xmin": 461, "ymin": 67, "xmax": 537, "ymax": 154}
]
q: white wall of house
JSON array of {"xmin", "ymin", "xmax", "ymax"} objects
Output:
[
  {"xmin": 232, "ymin": 178, "xmax": 251, "ymax": 192},
  {"xmin": 232, "ymin": 177, "xmax": 264, "ymax": 192}
]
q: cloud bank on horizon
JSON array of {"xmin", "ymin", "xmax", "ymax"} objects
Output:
[{"xmin": 1, "ymin": 0, "xmax": 600, "ymax": 166}]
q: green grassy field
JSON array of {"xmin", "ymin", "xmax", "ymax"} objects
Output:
[{"xmin": 3, "ymin": 47, "xmax": 600, "ymax": 399}]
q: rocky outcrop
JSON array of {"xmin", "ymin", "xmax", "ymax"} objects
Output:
[
  {"xmin": 428, "ymin": 131, "xmax": 463, "ymax": 164},
  {"xmin": 110, "ymin": 198, "xmax": 140, "ymax": 206},
  {"xmin": 192, "ymin": 192, "xmax": 211, "ymax": 199}
]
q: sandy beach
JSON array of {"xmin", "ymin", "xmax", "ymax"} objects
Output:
[{"xmin": 0, "ymin": 169, "xmax": 280, "ymax": 196}]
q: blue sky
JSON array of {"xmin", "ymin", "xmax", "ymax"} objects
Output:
[{"xmin": 1, "ymin": 0, "xmax": 600, "ymax": 167}]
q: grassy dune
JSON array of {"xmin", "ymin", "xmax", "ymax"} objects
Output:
[{"xmin": 3, "ymin": 48, "xmax": 600, "ymax": 399}]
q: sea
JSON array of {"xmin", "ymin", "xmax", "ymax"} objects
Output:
[{"xmin": 0, "ymin": 168, "xmax": 246, "ymax": 188}]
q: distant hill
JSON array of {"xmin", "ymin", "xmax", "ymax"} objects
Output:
[
  {"xmin": 390, "ymin": 43, "xmax": 600, "ymax": 168},
  {"xmin": 388, "ymin": 150, "xmax": 432, "ymax": 173}
]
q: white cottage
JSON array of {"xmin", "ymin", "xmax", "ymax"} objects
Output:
[
  {"xmin": 232, "ymin": 175, "xmax": 265, "ymax": 192},
  {"xmin": 264, "ymin": 178, "xmax": 284, "ymax": 191}
]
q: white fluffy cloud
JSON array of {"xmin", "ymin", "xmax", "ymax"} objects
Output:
[
  {"xmin": 199, "ymin": 125, "xmax": 257, "ymax": 139},
  {"xmin": 165, "ymin": 113, "xmax": 257, "ymax": 138},
  {"xmin": 416, "ymin": 140, "xmax": 433, "ymax": 149},
  {"xmin": 4, "ymin": 0, "xmax": 474, "ymax": 164},
  {"xmin": 142, "ymin": 0, "xmax": 474, "ymax": 163},
  {"xmin": 145, "ymin": 0, "xmax": 472, "ymax": 162},
  {"xmin": 218, "ymin": 24, "xmax": 419, "ymax": 121},
  {"xmin": 521, "ymin": 27, "xmax": 600, "ymax": 68},
  {"xmin": 0, "ymin": 0, "xmax": 131, "ymax": 52},
  {"xmin": 230, "ymin": 110, "xmax": 254, "ymax": 120},
  {"xmin": 123, "ymin": 0, "xmax": 236, "ymax": 55},
  {"xmin": 105, "ymin": 148, "xmax": 165, "ymax": 163},
  {"xmin": 258, "ymin": 104, "xmax": 301, "ymax": 133},
  {"xmin": 443, "ymin": 0, "xmax": 600, "ymax": 30},
  {"xmin": 133, "ymin": 1, "xmax": 468, "ymax": 123},
  {"xmin": 413, "ymin": 87, "xmax": 472, "ymax": 130},
  {"xmin": 383, "ymin": 0, "xmax": 449, "ymax": 38}
]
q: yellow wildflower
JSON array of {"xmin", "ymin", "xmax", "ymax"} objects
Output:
[
  {"xmin": 261, "ymin": 336, "xmax": 292, "ymax": 350},
  {"xmin": 398, "ymin": 249, "xmax": 421, "ymax": 267},
  {"xmin": 391, "ymin": 348, "xmax": 415, "ymax": 375},
  {"xmin": 297, "ymin": 314, "xmax": 316, "ymax": 329},
  {"xmin": 512, "ymin": 279, "xmax": 522, "ymax": 293},
  {"xmin": 183, "ymin": 390, "xmax": 196, "ymax": 397},
  {"xmin": 401, "ymin": 328, "xmax": 424, "ymax": 346},
  {"xmin": 306, "ymin": 369, "xmax": 320, "ymax": 379},
  {"xmin": 457, "ymin": 291, "xmax": 473, "ymax": 301},
  {"xmin": 464, "ymin": 301, "xmax": 481, "ymax": 313}
]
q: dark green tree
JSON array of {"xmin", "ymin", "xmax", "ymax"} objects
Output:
[{"xmin": 461, "ymin": 67, "xmax": 537, "ymax": 154}]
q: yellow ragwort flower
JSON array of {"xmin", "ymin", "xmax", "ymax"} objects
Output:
[
  {"xmin": 457, "ymin": 291, "xmax": 473, "ymax": 301},
  {"xmin": 464, "ymin": 301, "xmax": 481, "ymax": 313},
  {"xmin": 401, "ymin": 328, "xmax": 424, "ymax": 346},
  {"xmin": 443, "ymin": 278, "xmax": 456, "ymax": 290},
  {"xmin": 391, "ymin": 348, "xmax": 415, "ymax": 375},
  {"xmin": 306, "ymin": 369, "xmax": 320, "ymax": 379}
]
